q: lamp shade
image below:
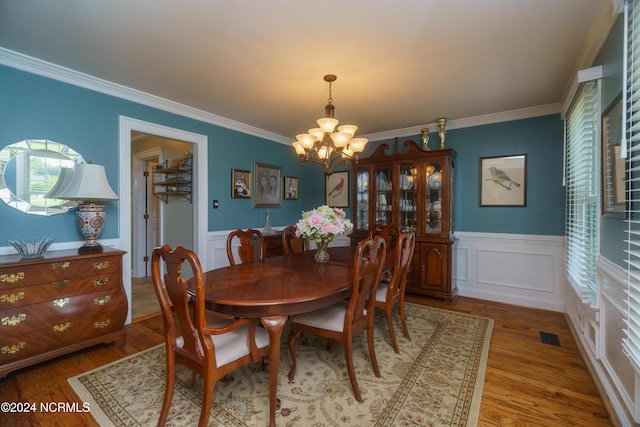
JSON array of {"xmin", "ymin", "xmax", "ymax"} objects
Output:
[
  {"xmin": 44, "ymin": 167, "xmax": 75, "ymax": 199},
  {"xmin": 58, "ymin": 163, "xmax": 118, "ymax": 201}
]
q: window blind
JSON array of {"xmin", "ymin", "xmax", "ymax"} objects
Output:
[
  {"xmin": 565, "ymin": 80, "xmax": 599, "ymax": 302},
  {"xmin": 624, "ymin": 0, "xmax": 640, "ymax": 374}
]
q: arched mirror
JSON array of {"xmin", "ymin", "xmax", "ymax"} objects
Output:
[{"xmin": 0, "ymin": 139, "xmax": 84, "ymax": 215}]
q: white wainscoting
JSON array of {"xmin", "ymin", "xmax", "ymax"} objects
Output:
[
  {"xmin": 453, "ymin": 231, "xmax": 566, "ymax": 312},
  {"xmin": 565, "ymin": 255, "xmax": 640, "ymax": 426}
]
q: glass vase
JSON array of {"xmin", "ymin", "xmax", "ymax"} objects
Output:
[{"xmin": 314, "ymin": 241, "xmax": 330, "ymax": 263}]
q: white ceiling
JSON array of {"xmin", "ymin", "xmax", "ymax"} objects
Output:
[{"xmin": 0, "ymin": 0, "xmax": 615, "ymax": 142}]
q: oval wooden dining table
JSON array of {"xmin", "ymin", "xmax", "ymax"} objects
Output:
[{"xmin": 200, "ymin": 246, "xmax": 357, "ymax": 427}]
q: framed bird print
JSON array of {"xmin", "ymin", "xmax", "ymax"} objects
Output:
[
  {"xmin": 326, "ymin": 171, "xmax": 349, "ymax": 207},
  {"xmin": 480, "ymin": 154, "xmax": 527, "ymax": 207}
]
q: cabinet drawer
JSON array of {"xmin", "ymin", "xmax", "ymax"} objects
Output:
[
  {"xmin": 0, "ymin": 256, "xmax": 121, "ymax": 288},
  {"xmin": 0, "ymin": 308, "xmax": 127, "ymax": 364},
  {"xmin": 0, "ymin": 271, "xmax": 121, "ymax": 309},
  {"xmin": 0, "ymin": 287, "xmax": 126, "ymax": 337}
]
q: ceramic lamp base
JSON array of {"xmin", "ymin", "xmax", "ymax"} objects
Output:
[{"xmin": 76, "ymin": 202, "xmax": 106, "ymax": 253}]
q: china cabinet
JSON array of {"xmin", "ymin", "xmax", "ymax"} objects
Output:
[
  {"xmin": 152, "ymin": 152, "xmax": 192, "ymax": 203},
  {"xmin": 0, "ymin": 247, "xmax": 127, "ymax": 378},
  {"xmin": 351, "ymin": 138, "xmax": 457, "ymax": 302}
]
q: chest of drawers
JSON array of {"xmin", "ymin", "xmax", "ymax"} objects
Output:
[{"xmin": 0, "ymin": 247, "xmax": 127, "ymax": 378}]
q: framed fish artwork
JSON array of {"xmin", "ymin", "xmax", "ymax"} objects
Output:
[
  {"xmin": 480, "ymin": 154, "xmax": 527, "ymax": 207},
  {"xmin": 326, "ymin": 171, "xmax": 349, "ymax": 207}
]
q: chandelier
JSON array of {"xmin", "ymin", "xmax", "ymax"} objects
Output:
[{"xmin": 292, "ymin": 74, "xmax": 368, "ymax": 174}]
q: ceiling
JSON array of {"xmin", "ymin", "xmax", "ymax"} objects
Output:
[{"xmin": 0, "ymin": 1, "xmax": 615, "ymax": 143}]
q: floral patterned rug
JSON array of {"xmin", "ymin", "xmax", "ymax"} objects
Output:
[{"xmin": 69, "ymin": 303, "xmax": 493, "ymax": 426}]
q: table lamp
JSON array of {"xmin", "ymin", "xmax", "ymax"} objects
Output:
[{"xmin": 58, "ymin": 163, "xmax": 118, "ymax": 253}]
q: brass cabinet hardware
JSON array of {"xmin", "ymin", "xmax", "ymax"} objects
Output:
[
  {"xmin": 1, "ymin": 314, "xmax": 26, "ymax": 326},
  {"xmin": 51, "ymin": 261, "xmax": 70, "ymax": 270},
  {"xmin": 94, "ymin": 296, "xmax": 111, "ymax": 306},
  {"xmin": 53, "ymin": 322, "xmax": 71, "ymax": 333},
  {"xmin": 93, "ymin": 278, "xmax": 109, "ymax": 287},
  {"xmin": 51, "ymin": 280, "xmax": 70, "ymax": 289},
  {"xmin": 94, "ymin": 319, "xmax": 111, "ymax": 329},
  {"xmin": 2, "ymin": 342, "xmax": 25, "ymax": 355},
  {"xmin": 1, "ymin": 292, "xmax": 25, "ymax": 304},
  {"xmin": 93, "ymin": 261, "xmax": 110, "ymax": 271},
  {"xmin": 0, "ymin": 272, "xmax": 25, "ymax": 284},
  {"xmin": 52, "ymin": 297, "xmax": 70, "ymax": 308}
]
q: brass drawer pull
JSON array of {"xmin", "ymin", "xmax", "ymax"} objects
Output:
[
  {"xmin": 53, "ymin": 322, "xmax": 71, "ymax": 333},
  {"xmin": 52, "ymin": 280, "xmax": 70, "ymax": 289},
  {"xmin": 0, "ymin": 272, "xmax": 25, "ymax": 284},
  {"xmin": 1, "ymin": 292, "xmax": 25, "ymax": 304},
  {"xmin": 1, "ymin": 314, "xmax": 26, "ymax": 326},
  {"xmin": 94, "ymin": 319, "xmax": 111, "ymax": 329},
  {"xmin": 93, "ymin": 278, "xmax": 110, "ymax": 287},
  {"xmin": 93, "ymin": 261, "xmax": 110, "ymax": 271},
  {"xmin": 52, "ymin": 261, "xmax": 70, "ymax": 270},
  {"xmin": 94, "ymin": 296, "xmax": 111, "ymax": 306},
  {"xmin": 52, "ymin": 297, "xmax": 70, "ymax": 308},
  {"xmin": 2, "ymin": 342, "xmax": 25, "ymax": 355}
]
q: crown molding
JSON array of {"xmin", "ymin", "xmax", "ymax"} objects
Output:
[
  {"xmin": 362, "ymin": 103, "xmax": 562, "ymax": 143},
  {"xmin": 1, "ymin": 47, "xmax": 562, "ymax": 146},
  {"xmin": 0, "ymin": 48, "xmax": 291, "ymax": 144}
]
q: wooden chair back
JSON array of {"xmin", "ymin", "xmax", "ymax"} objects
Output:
[
  {"xmin": 151, "ymin": 245, "xmax": 269, "ymax": 426},
  {"xmin": 369, "ymin": 223, "xmax": 400, "ymax": 251},
  {"xmin": 282, "ymin": 225, "xmax": 308, "ymax": 255},
  {"xmin": 375, "ymin": 231, "xmax": 416, "ymax": 353},
  {"xmin": 226, "ymin": 228, "xmax": 265, "ymax": 265}
]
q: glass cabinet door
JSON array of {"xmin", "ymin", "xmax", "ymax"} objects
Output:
[
  {"xmin": 424, "ymin": 160, "xmax": 443, "ymax": 234},
  {"xmin": 355, "ymin": 167, "xmax": 370, "ymax": 231},
  {"xmin": 398, "ymin": 161, "xmax": 418, "ymax": 231},
  {"xmin": 374, "ymin": 164, "xmax": 393, "ymax": 226}
]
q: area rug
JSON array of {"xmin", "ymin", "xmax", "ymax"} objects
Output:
[{"xmin": 69, "ymin": 303, "xmax": 493, "ymax": 426}]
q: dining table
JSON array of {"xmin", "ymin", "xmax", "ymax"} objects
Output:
[{"xmin": 200, "ymin": 245, "xmax": 359, "ymax": 427}]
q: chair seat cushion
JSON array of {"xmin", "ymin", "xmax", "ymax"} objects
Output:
[
  {"xmin": 375, "ymin": 281, "xmax": 389, "ymax": 302},
  {"xmin": 177, "ymin": 319, "xmax": 269, "ymax": 367},
  {"xmin": 290, "ymin": 300, "xmax": 351, "ymax": 332}
]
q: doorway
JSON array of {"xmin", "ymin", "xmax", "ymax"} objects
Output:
[{"xmin": 119, "ymin": 116, "xmax": 208, "ymax": 324}]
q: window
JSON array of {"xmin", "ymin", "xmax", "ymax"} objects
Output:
[
  {"xmin": 624, "ymin": 0, "xmax": 640, "ymax": 373},
  {"xmin": 565, "ymin": 80, "xmax": 599, "ymax": 304}
]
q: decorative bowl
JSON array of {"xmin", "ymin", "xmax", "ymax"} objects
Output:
[{"xmin": 8, "ymin": 237, "xmax": 55, "ymax": 259}]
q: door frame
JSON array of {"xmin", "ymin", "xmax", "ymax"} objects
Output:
[{"xmin": 119, "ymin": 116, "xmax": 208, "ymax": 324}]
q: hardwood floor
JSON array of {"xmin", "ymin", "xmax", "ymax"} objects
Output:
[{"xmin": 0, "ymin": 296, "xmax": 614, "ymax": 426}]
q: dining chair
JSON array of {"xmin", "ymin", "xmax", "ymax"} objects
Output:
[
  {"xmin": 375, "ymin": 230, "xmax": 416, "ymax": 353},
  {"xmin": 151, "ymin": 245, "xmax": 270, "ymax": 427},
  {"xmin": 226, "ymin": 228, "xmax": 265, "ymax": 265},
  {"xmin": 282, "ymin": 224, "xmax": 308, "ymax": 255},
  {"xmin": 287, "ymin": 236, "xmax": 387, "ymax": 402}
]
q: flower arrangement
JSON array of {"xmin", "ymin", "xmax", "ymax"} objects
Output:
[{"xmin": 295, "ymin": 205, "xmax": 354, "ymax": 244}]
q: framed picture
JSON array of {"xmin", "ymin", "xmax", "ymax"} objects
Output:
[
  {"xmin": 602, "ymin": 98, "xmax": 625, "ymax": 214},
  {"xmin": 231, "ymin": 169, "xmax": 251, "ymax": 198},
  {"xmin": 254, "ymin": 162, "xmax": 282, "ymax": 207},
  {"xmin": 326, "ymin": 171, "xmax": 349, "ymax": 207},
  {"xmin": 284, "ymin": 176, "xmax": 298, "ymax": 200},
  {"xmin": 480, "ymin": 154, "xmax": 527, "ymax": 207}
]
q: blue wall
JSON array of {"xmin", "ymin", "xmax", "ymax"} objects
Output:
[
  {"xmin": 0, "ymin": 64, "xmax": 324, "ymax": 244},
  {"xmin": 364, "ymin": 114, "xmax": 566, "ymax": 236},
  {"xmin": 1, "ymin": 62, "xmax": 567, "ymax": 246}
]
